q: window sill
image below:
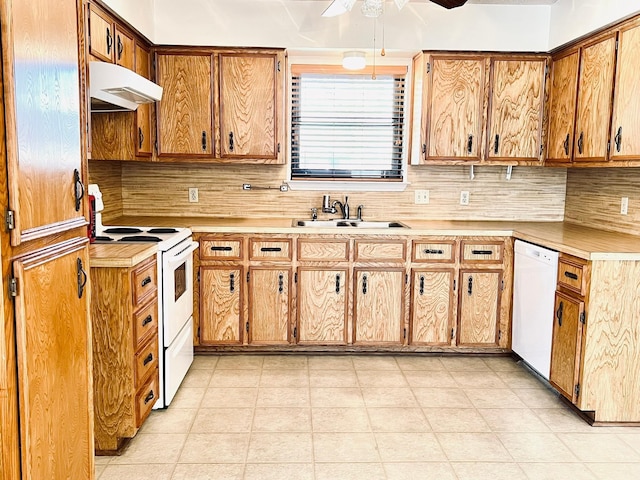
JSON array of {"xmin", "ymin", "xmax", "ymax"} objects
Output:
[{"xmin": 286, "ymin": 180, "xmax": 409, "ymax": 192}]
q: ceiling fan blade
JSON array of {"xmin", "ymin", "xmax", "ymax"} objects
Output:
[
  {"xmin": 322, "ymin": 0, "xmax": 357, "ymax": 17},
  {"xmin": 430, "ymin": 0, "xmax": 469, "ymax": 9}
]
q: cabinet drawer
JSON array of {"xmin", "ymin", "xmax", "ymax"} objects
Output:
[
  {"xmin": 249, "ymin": 238, "xmax": 292, "ymax": 261},
  {"xmin": 354, "ymin": 240, "xmax": 406, "ymax": 262},
  {"xmin": 135, "ymin": 371, "xmax": 159, "ymax": 428},
  {"xmin": 412, "ymin": 240, "xmax": 456, "ymax": 263},
  {"xmin": 200, "ymin": 238, "xmax": 242, "ymax": 260},
  {"xmin": 297, "ymin": 239, "xmax": 349, "ymax": 262},
  {"xmin": 557, "ymin": 257, "xmax": 588, "ymax": 295},
  {"xmin": 461, "ymin": 241, "xmax": 503, "ymax": 263},
  {"xmin": 133, "ymin": 300, "xmax": 158, "ymax": 348},
  {"xmin": 135, "ymin": 335, "xmax": 159, "ymax": 389},
  {"xmin": 132, "ymin": 259, "xmax": 157, "ymax": 306}
]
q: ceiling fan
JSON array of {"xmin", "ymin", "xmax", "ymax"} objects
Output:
[{"xmin": 322, "ymin": 0, "xmax": 468, "ymax": 17}]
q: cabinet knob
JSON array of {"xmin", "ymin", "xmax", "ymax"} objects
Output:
[
  {"xmin": 614, "ymin": 126, "xmax": 622, "ymax": 152},
  {"xmin": 229, "ymin": 131, "xmax": 234, "ymax": 152},
  {"xmin": 362, "ymin": 274, "xmax": 368, "ymax": 295},
  {"xmin": 556, "ymin": 301, "xmax": 564, "ymax": 326},
  {"xmin": 419, "ymin": 275, "xmax": 425, "ymax": 296},
  {"xmin": 138, "ymin": 127, "xmax": 144, "ymax": 149},
  {"xmin": 230, "ymin": 273, "xmax": 235, "ymax": 293},
  {"xmin": 467, "ymin": 275, "xmax": 473, "ymax": 296},
  {"xmin": 142, "ymin": 315, "xmax": 153, "ymax": 327},
  {"xmin": 143, "ymin": 353, "xmax": 154, "ymax": 366},
  {"xmin": 467, "ymin": 134, "xmax": 473, "ymax": 154},
  {"xmin": 335, "ymin": 274, "xmax": 341, "ymax": 294},
  {"xmin": 493, "ymin": 134, "xmax": 500, "ymax": 155},
  {"xmin": 577, "ymin": 131, "xmax": 584, "ymax": 154},
  {"xmin": 117, "ymin": 35, "xmax": 123, "ymax": 60},
  {"xmin": 563, "ymin": 133, "xmax": 570, "ymax": 156},
  {"xmin": 278, "ymin": 273, "xmax": 284, "ymax": 294},
  {"xmin": 144, "ymin": 390, "xmax": 155, "ymax": 404},
  {"xmin": 201, "ymin": 131, "xmax": 207, "ymax": 152},
  {"xmin": 77, "ymin": 258, "xmax": 88, "ymax": 299},
  {"xmin": 74, "ymin": 168, "xmax": 84, "ymax": 212},
  {"xmin": 106, "ymin": 27, "xmax": 113, "ymax": 54}
]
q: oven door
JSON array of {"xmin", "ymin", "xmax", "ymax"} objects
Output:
[{"xmin": 162, "ymin": 239, "xmax": 198, "ymax": 345}]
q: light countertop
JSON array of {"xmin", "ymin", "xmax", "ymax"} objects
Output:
[{"xmin": 89, "ymin": 242, "xmax": 157, "ymax": 268}]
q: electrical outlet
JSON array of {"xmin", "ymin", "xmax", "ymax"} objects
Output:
[
  {"xmin": 188, "ymin": 187, "xmax": 199, "ymax": 203},
  {"xmin": 621, "ymin": 197, "xmax": 629, "ymax": 215},
  {"xmin": 415, "ymin": 190, "xmax": 430, "ymax": 204},
  {"xmin": 460, "ymin": 191, "xmax": 470, "ymax": 206}
]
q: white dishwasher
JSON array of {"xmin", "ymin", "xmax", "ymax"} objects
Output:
[{"xmin": 512, "ymin": 239, "xmax": 559, "ymax": 380}]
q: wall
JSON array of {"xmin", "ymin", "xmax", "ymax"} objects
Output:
[
  {"xmin": 101, "ymin": 0, "xmax": 155, "ymax": 41},
  {"xmin": 88, "ymin": 160, "xmax": 123, "ymax": 223},
  {"xmin": 548, "ymin": 0, "xmax": 640, "ymax": 49},
  {"xmin": 115, "ymin": 162, "xmax": 567, "ymax": 221},
  {"xmin": 564, "ymin": 168, "xmax": 640, "ymax": 236}
]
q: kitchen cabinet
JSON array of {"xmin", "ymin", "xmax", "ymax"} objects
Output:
[
  {"xmin": 135, "ymin": 43, "xmax": 153, "ymax": 157},
  {"xmin": 418, "ymin": 55, "xmax": 486, "ymax": 162},
  {"xmin": 12, "ymin": 239, "xmax": 93, "ymax": 479},
  {"xmin": 90, "ymin": 252, "xmax": 159, "ymax": 453},
  {"xmin": 248, "ymin": 267, "xmax": 291, "ymax": 344},
  {"xmin": 87, "ymin": 3, "xmax": 134, "ymax": 69},
  {"xmin": 609, "ymin": 21, "xmax": 640, "ymax": 161},
  {"xmin": 219, "ymin": 52, "xmax": 283, "ymax": 162},
  {"xmin": 155, "ymin": 52, "xmax": 215, "ymax": 157},
  {"xmin": 486, "ymin": 57, "xmax": 547, "ymax": 162}
]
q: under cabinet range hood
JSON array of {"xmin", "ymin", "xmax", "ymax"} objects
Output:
[{"xmin": 89, "ymin": 61, "xmax": 163, "ymax": 112}]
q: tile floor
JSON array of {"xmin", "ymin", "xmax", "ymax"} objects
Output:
[{"xmin": 95, "ymin": 354, "xmax": 640, "ymax": 480}]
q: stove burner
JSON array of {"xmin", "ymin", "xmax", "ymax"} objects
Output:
[
  {"xmin": 147, "ymin": 228, "xmax": 179, "ymax": 234},
  {"xmin": 104, "ymin": 227, "xmax": 143, "ymax": 234},
  {"xmin": 118, "ymin": 235, "xmax": 163, "ymax": 243},
  {"xmin": 94, "ymin": 236, "xmax": 114, "ymax": 242}
]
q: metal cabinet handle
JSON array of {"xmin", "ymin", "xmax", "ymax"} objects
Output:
[
  {"xmin": 261, "ymin": 247, "xmax": 282, "ymax": 252},
  {"xmin": 556, "ymin": 301, "xmax": 564, "ymax": 326},
  {"xmin": 335, "ymin": 274, "xmax": 341, "ymax": 294},
  {"xmin": 138, "ymin": 127, "xmax": 144, "ymax": 149},
  {"xmin": 577, "ymin": 131, "xmax": 584, "ymax": 154},
  {"xmin": 77, "ymin": 258, "xmax": 88, "ymax": 299},
  {"xmin": 142, "ymin": 315, "xmax": 153, "ymax": 327},
  {"xmin": 278, "ymin": 273, "xmax": 284, "ymax": 294},
  {"xmin": 141, "ymin": 276, "xmax": 152, "ymax": 287},
  {"xmin": 472, "ymin": 249, "xmax": 492, "ymax": 255},
  {"xmin": 211, "ymin": 246, "xmax": 232, "ymax": 251},
  {"xmin": 144, "ymin": 390, "xmax": 155, "ymax": 404},
  {"xmin": 493, "ymin": 134, "xmax": 500, "ymax": 155},
  {"xmin": 143, "ymin": 353, "xmax": 153, "ymax": 366},
  {"xmin": 564, "ymin": 271, "xmax": 578, "ymax": 280},
  {"xmin": 106, "ymin": 27, "xmax": 113, "ymax": 54},
  {"xmin": 563, "ymin": 134, "xmax": 570, "ymax": 155},
  {"xmin": 74, "ymin": 169, "xmax": 84, "ymax": 212},
  {"xmin": 229, "ymin": 131, "xmax": 234, "ymax": 152},
  {"xmin": 362, "ymin": 274, "xmax": 368, "ymax": 295},
  {"xmin": 202, "ymin": 131, "xmax": 207, "ymax": 152},
  {"xmin": 230, "ymin": 273, "xmax": 235, "ymax": 293},
  {"xmin": 419, "ymin": 275, "xmax": 425, "ymax": 296},
  {"xmin": 467, "ymin": 134, "xmax": 473, "ymax": 154},
  {"xmin": 117, "ymin": 35, "xmax": 123, "ymax": 60},
  {"xmin": 614, "ymin": 126, "xmax": 622, "ymax": 152},
  {"xmin": 467, "ymin": 276, "xmax": 473, "ymax": 296},
  {"xmin": 424, "ymin": 249, "xmax": 444, "ymax": 255}
]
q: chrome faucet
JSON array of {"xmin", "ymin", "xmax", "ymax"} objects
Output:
[{"xmin": 332, "ymin": 196, "xmax": 350, "ymax": 220}]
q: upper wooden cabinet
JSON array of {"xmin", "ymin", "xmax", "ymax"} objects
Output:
[
  {"xmin": 87, "ymin": 3, "xmax": 134, "ymax": 69},
  {"xmin": 546, "ymin": 50, "xmax": 579, "ymax": 163},
  {"xmin": 420, "ymin": 55, "xmax": 485, "ymax": 162},
  {"xmin": 486, "ymin": 57, "xmax": 546, "ymax": 162},
  {"xmin": 134, "ymin": 43, "xmax": 153, "ymax": 157}
]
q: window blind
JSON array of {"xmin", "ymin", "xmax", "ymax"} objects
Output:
[{"xmin": 291, "ymin": 72, "xmax": 406, "ymax": 180}]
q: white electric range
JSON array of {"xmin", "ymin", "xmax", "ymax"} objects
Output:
[{"xmin": 95, "ymin": 225, "xmax": 198, "ymax": 408}]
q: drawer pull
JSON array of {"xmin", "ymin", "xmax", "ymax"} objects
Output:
[
  {"xmin": 144, "ymin": 390, "xmax": 155, "ymax": 404},
  {"xmin": 467, "ymin": 134, "xmax": 473, "ymax": 154},
  {"xmin": 335, "ymin": 274, "xmax": 341, "ymax": 294},
  {"xmin": 467, "ymin": 276, "xmax": 473, "ymax": 295},
  {"xmin": 142, "ymin": 315, "xmax": 153, "ymax": 327},
  {"xmin": 493, "ymin": 134, "xmax": 500, "ymax": 154},
  {"xmin": 564, "ymin": 271, "xmax": 579, "ymax": 280},
  {"xmin": 423, "ymin": 249, "xmax": 444, "ymax": 255},
  {"xmin": 141, "ymin": 276, "xmax": 152, "ymax": 287},
  {"xmin": 563, "ymin": 133, "xmax": 570, "ymax": 155},
  {"xmin": 143, "ymin": 353, "xmax": 154, "ymax": 366},
  {"xmin": 614, "ymin": 126, "xmax": 622, "ymax": 152},
  {"xmin": 556, "ymin": 301, "xmax": 564, "ymax": 326},
  {"xmin": 261, "ymin": 247, "xmax": 282, "ymax": 252},
  {"xmin": 577, "ymin": 131, "xmax": 584, "ymax": 154},
  {"xmin": 419, "ymin": 275, "xmax": 425, "ymax": 296},
  {"xmin": 471, "ymin": 249, "xmax": 493, "ymax": 255},
  {"xmin": 202, "ymin": 131, "xmax": 207, "ymax": 152},
  {"xmin": 230, "ymin": 273, "xmax": 235, "ymax": 293},
  {"xmin": 210, "ymin": 246, "xmax": 233, "ymax": 251}
]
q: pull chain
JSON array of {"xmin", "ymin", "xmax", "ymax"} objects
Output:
[{"xmin": 372, "ymin": 17, "xmax": 377, "ymax": 80}]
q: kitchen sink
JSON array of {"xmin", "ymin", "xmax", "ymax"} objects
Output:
[{"xmin": 292, "ymin": 219, "xmax": 409, "ymax": 229}]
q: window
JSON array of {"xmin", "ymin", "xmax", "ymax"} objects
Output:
[{"xmin": 291, "ymin": 66, "xmax": 407, "ymax": 182}]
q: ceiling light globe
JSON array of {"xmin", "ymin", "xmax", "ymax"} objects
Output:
[{"xmin": 342, "ymin": 51, "xmax": 366, "ymax": 70}]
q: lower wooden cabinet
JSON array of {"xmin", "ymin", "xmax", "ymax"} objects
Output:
[
  {"xmin": 297, "ymin": 268, "xmax": 348, "ymax": 345},
  {"xmin": 410, "ymin": 269, "xmax": 455, "ymax": 346},
  {"xmin": 200, "ymin": 266, "xmax": 243, "ymax": 344},
  {"xmin": 457, "ymin": 270, "xmax": 502, "ymax": 346},
  {"xmin": 353, "ymin": 269, "xmax": 405, "ymax": 345},
  {"xmin": 248, "ymin": 267, "xmax": 291, "ymax": 344}
]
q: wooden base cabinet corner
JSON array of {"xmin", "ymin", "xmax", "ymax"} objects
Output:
[{"xmin": 90, "ymin": 255, "xmax": 159, "ymax": 453}]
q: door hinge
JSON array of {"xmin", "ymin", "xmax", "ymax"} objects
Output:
[
  {"xmin": 615, "ymin": 39, "xmax": 619, "ymax": 51},
  {"xmin": 580, "ymin": 311, "xmax": 586, "ymax": 324},
  {"xmin": 8, "ymin": 277, "xmax": 18, "ymax": 297},
  {"xmin": 5, "ymin": 210, "xmax": 15, "ymax": 230},
  {"xmin": 247, "ymin": 271, "xmax": 250, "ymax": 283},
  {"xmin": 246, "ymin": 321, "xmax": 249, "ymax": 333},
  {"xmin": 498, "ymin": 330, "xmax": 502, "ymax": 340},
  {"xmin": 574, "ymin": 383, "xmax": 580, "ymax": 397},
  {"xmin": 197, "ymin": 270, "xmax": 200, "ymax": 282},
  {"xmin": 451, "ymin": 328, "xmax": 455, "ymax": 340},
  {"xmin": 426, "ymin": 62, "xmax": 431, "ymax": 73}
]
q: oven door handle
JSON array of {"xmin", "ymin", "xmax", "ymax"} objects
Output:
[{"xmin": 166, "ymin": 241, "xmax": 199, "ymax": 268}]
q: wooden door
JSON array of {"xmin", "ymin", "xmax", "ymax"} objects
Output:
[
  {"xmin": 156, "ymin": 53, "xmax": 214, "ymax": 157},
  {"xmin": 219, "ymin": 53, "xmax": 278, "ymax": 160},
  {"xmin": 200, "ymin": 266, "xmax": 243, "ymax": 345},
  {"xmin": 486, "ymin": 58, "xmax": 546, "ymax": 161},
  {"xmin": 13, "ymin": 239, "xmax": 94, "ymax": 480},
  {"xmin": 297, "ymin": 268, "xmax": 348, "ymax": 345},
  {"xmin": 88, "ymin": 4, "xmax": 113, "ymax": 62},
  {"xmin": 134, "ymin": 43, "xmax": 153, "ymax": 157},
  {"xmin": 424, "ymin": 55, "xmax": 485, "ymax": 161},
  {"xmin": 353, "ymin": 269, "xmax": 404, "ymax": 344},
  {"xmin": 248, "ymin": 267, "xmax": 290, "ymax": 344},
  {"xmin": 3, "ymin": 0, "xmax": 86, "ymax": 246},
  {"xmin": 114, "ymin": 26, "xmax": 134, "ymax": 70},
  {"xmin": 549, "ymin": 292, "xmax": 584, "ymax": 403},
  {"xmin": 574, "ymin": 34, "xmax": 616, "ymax": 162},
  {"xmin": 546, "ymin": 50, "xmax": 579, "ymax": 163},
  {"xmin": 610, "ymin": 23, "xmax": 640, "ymax": 160},
  {"xmin": 410, "ymin": 269, "xmax": 455, "ymax": 346},
  {"xmin": 457, "ymin": 270, "xmax": 501, "ymax": 346}
]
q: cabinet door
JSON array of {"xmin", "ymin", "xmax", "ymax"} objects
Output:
[
  {"xmin": 457, "ymin": 270, "xmax": 501, "ymax": 346},
  {"xmin": 549, "ymin": 292, "xmax": 584, "ymax": 403},
  {"xmin": 3, "ymin": 0, "xmax": 86, "ymax": 246},
  {"xmin": 297, "ymin": 268, "xmax": 348, "ymax": 345},
  {"xmin": 219, "ymin": 53, "xmax": 279, "ymax": 161},
  {"xmin": 411, "ymin": 269, "xmax": 455, "ymax": 346},
  {"xmin": 88, "ymin": 4, "xmax": 114, "ymax": 62},
  {"xmin": 13, "ymin": 239, "xmax": 93, "ymax": 480},
  {"xmin": 248, "ymin": 268, "xmax": 290, "ymax": 344},
  {"xmin": 423, "ymin": 55, "xmax": 485, "ymax": 161},
  {"xmin": 200, "ymin": 266, "xmax": 243, "ymax": 345},
  {"xmin": 486, "ymin": 58, "xmax": 546, "ymax": 161},
  {"xmin": 114, "ymin": 26, "xmax": 134, "ymax": 70},
  {"xmin": 546, "ymin": 50, "xmax": 579, "ymax": 163},
  {"xmin": 135, "ymin": 43, "xmax": 153, "ymax": 157},
  {"xmin": 156, "ymin": 53, "xmax": 214, "ymax": 157},
  {"xmin": 610, "ymin": 23, "xmax": 640, "ymax": 160},
  {"xmin": 354, "ymin": 269, "xmax": 404, "ymax": 344},
  {"xmin": 574, "ymin": 34, "xmax": 616, "ymax": 162}
]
